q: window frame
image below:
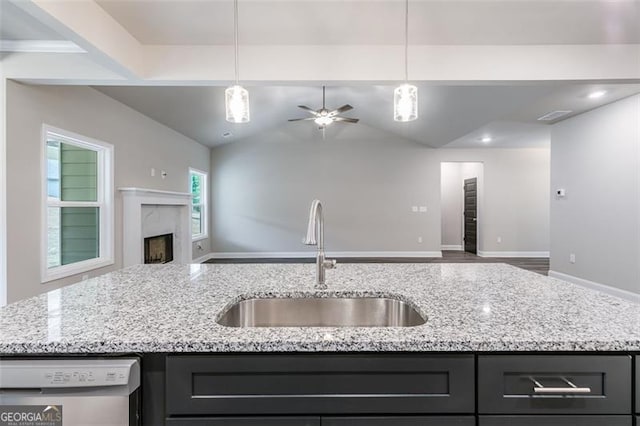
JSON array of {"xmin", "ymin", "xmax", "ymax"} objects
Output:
[
  {"xmin": 41, "ymin": 124, "xmax": 114, "ymax": 283},
  {"xmin": 189, "ymin": 167, "xmax": 208, "ymax": 242}
]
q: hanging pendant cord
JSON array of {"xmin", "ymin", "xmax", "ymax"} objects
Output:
[
  {"xmin": 404, "ymin": 0, "xmax": 409, "ymax": 82},
  {"xmin": 234, "ymin": 0, "xmax": 239, "ymax": 84}
]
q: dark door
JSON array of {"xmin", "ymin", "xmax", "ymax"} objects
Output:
[{"xmin": 463, "ymin": 178, "xmax": 477, "ymax": 254}]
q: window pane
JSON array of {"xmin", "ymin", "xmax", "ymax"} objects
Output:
[
  {"xmin": 192, "ymin": 205, "xmax": 202, "ymax": 235},
  {"xmin": 59, "ymin": 207, "xmax": 99, "ymax": 266},
  {"xmin": 47, "ymin": 207, "xmax": 61, "ymax": 268},
  {"xmin": 46, "ymin": 141, "xmax": 60, "ymax": 200},
  {"xmin": 60, "ymin": 143, "xmax": 98, "ymax": 202},
  {"xmin": 191, "ymin": 173, "xmax": 202, "ymax": 203}
]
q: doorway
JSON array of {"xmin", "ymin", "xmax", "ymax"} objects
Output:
[
  {"xmin": 463, "ymin": 177, "xmax": 478, "ymax": 254},
  {"xmin": 440, "ymin": 162, "xmax": 483, "ymax": 255}
]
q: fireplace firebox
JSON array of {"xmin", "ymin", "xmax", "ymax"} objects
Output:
[{"xmin": 144, "ymin": 233, "xmax": 174, "ymax": 264}]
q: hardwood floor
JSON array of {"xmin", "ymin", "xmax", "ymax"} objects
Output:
[{"xmin": 204, "ymin": 251, "xmax": 550, "ymax": 276}]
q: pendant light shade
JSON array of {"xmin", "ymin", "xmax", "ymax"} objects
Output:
[
  {"xmin": 394, "ymin": 0, "xmax": 417, "ymax": 122},
  {"xmin": 225, "ymin": 85, "xmax": 250, "ymax": 123},
  {"xmin": 225, "ymin": 0, "xmax": 250, "ymax": 123},
  {"xmin": 394, "ymin": 83, "xmax": 418, "ymax": 122}
]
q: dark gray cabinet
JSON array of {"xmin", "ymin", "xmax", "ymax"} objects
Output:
[
  {"xmin": 636, "ymin": 356, "xmax": 639, "ymax": 413},
  {"xmin": 150, "ymin": 353, "xmax": 638, "ymax": 426},
  {"xmin": 165, "ymin": 418, "xmax": 319, "ymax": 426},
  {"xmin": 166, "ymin": 354, "xmax": 475, "ymax": 416},
  {"xmin": 323, "ymin": 416, "xmax": 475, "ymax": 425},
  {"xmin": 478, "ymin": 415, "xmax": 632, "ymax": 426},
  {"xmin": 478, "ymin": 355, "xmax": 632, "ymax": 415}
]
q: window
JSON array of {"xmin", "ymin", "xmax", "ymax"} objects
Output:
[
  {"xmin": 189, "ymin": 168, "xmax": 207, "ymax": 241},
  {"xmin": 42, "ymin": 125, "xmax": 114, "ymax": 283}
]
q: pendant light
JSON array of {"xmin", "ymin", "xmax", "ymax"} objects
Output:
[
  {"xmin": 393, "ymin": 0, "xmax": 417, "ymax": 122},
  {"xmin": 225, "ymin": 0, "xmax": 250, "ymax": 123}
]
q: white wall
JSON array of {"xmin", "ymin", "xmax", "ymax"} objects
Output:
[
  {"xmin": 6, "ymin": 81, "xmax": 211, "ymax": 303},
  {"xmin": 550, "ymin": 94, "xmax": 640, "ymax": 295},
  {"xmin": 210, "ymin": 124, "xmax": 550, "ymax": 256}
]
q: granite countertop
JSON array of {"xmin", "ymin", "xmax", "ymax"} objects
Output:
[{"xmin": 0, "ymin": 263, "xmax": 638, "ymax": 354}]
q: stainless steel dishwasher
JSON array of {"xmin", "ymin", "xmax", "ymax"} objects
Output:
[{"xmin": 0, "ymin": 358, "xmax": 140, "ymax": 426}]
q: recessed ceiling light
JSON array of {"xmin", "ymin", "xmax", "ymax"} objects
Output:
[
  {"xmin": 481, "ymin": 136, "xmax": 492, "ymax": 143},
  {"xmin": 588, "ymin": 90, "xmax": 607, "ymax": 99},
  {"xmin": 222, "ymin": 131, "xmax": 233, "ymax": 138}
]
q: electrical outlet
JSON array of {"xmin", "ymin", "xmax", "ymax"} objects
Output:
[
  {"xmin": 411, "ymin": 206, "xmax": 418, "ymax": 213},
  {"xmin": 569, "ymin": 253, "xmax": 576, "ymax": 264},
  {"xmin": 497, "ymin": 236, "xmax": 502, "ymax": 243},
  {"xmin": 151, "ymin": 168, "xmax": 156, "ymax": 177},
  {"xmin": 419, "ymin": 206, "xmax": 427, "ymax": 213},
  {"xmin": 418, "ymin": 236, "xmax": 423, "ymax": 243}
]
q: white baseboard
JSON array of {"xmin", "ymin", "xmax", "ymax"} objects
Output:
[
  {"xmin": 548, "ymin": 270, "xmax": 640, "ymax": 304},
  {"xmin": 209, "ymin": 251, "xmax": 443, "ymax": 259},
  {"xmin": 478, "ymin": 251, "xmax": 550, "ymax": 258},
  {"xmin": 192, "ymin": 253, "xmax": 214, "ymax": 263},
  {"xmin": 441, "ymin": 245, "xmax": 463, "ymax": 251}
]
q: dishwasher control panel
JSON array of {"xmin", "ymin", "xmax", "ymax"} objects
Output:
[
  {"xmin": 44, "ymin": 366, "xmax": 130, "ymax": 386},
  {"xmin": 0, "ymin": 358, "xmax": 138, "ymax": 388}
]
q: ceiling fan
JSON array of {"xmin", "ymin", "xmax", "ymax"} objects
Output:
[{"xmin": 288, "ymin": 86, "xmax": 359, "ymax": 129}]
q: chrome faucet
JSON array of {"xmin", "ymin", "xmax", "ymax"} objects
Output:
[{"xmin": 303, "ymin": 199, "xmax": 336, "ymax": 289}]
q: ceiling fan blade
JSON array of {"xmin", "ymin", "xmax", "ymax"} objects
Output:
[
  {"xmin": 334, "ymin": 117, "xmax": 359, "ymax": 124},
  {"xmin": 288, "ymin": 117, "xmax": 316, "ymax": 122},
  {"xmin": 329, "ymin": 104, "xmax": 353, "ymax": 116},
  {"xmin": 298, "ymin": 105, "xmax": 319, "ymax": 115}
]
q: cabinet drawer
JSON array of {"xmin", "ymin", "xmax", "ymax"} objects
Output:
[
  {"xmin": 478, "ymin": 355, "xmax": 631, "ymax": 414},
  {"xmin": 478, "ymin": 415, "xmax": 632, "ymax": 426},
  {"xmin": 323, "ymin": 416, "xmax": 475, "ymax": 426},
  {"xmin": 166, "ymin": 354, "xmax": 474, "ymax": 416},
  {"xmin": 166, "ymin": 417, "xmax": 319, "ymax": 426}
]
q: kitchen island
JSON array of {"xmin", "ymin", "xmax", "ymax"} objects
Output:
[
  {"xmin": 1, "ymin": 263, "xmax": 639, "ymax": 425},
  {"xmin": 0, "ymin": 263, "xmax": 638, "ymax": 353}
]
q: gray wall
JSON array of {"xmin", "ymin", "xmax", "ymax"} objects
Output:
[
  {"xmin": 210, "ymin": 124, "xmax": 550, "ymax": 256},
  {"xmin": 6, "ymin": 81, "xmax": 210, "ymax": 303},
  {"xmin": 441, "ymin": 162, "xmax": 465, "ymax": 248},
  {"xmin": 550, "ymin": 94, "xmax": 640, "ymax": 294}
]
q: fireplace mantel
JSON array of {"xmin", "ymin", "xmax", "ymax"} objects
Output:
[{"xmin": 119, "ymin": 187, "xmax": 192, "ymax": 267}]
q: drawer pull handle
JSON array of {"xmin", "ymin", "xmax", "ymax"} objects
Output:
[{"xmin": 529, "ymin": 376, "xmax": 592, "ymax": 394}]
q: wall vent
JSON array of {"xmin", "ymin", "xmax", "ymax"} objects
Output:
[{"xmin": 537, "ymin": 110, "xmax": 573, "ymax": 121}]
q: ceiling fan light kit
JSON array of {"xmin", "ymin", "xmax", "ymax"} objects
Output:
[
  {"xmin": 394, "ymin": 0, "xmax": 418, "ymax": 122},
  {"xmin": 225, "ymin": 0, "xmax": 250, "ymax": 123},
  {"xmin": 288, "ymin": 86, "xmax": 359, "ymax": 130}
]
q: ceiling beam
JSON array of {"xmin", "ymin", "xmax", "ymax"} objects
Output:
[
  {"xmin": 0, "ymin": 40, "xmax": 85, "ymax": 53},
  {"xmin": 1, "ymin": 52, "xmax": 128, "ymax": 82},
  {"xmin": 8, "ymin": 0, "xmax": 144, "ymax": 79},
  {"xmin": 142, "ymin": 44, "xmax": 640, "ymax": 84}
]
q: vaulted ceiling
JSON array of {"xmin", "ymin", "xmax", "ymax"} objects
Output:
[
  {"xmin": 2, "ymin": 0, "xmax": 639, "ymax": 148},
  {"xmin": 94, "ymin": 83, "xmax": 640, "ymax": 148}
]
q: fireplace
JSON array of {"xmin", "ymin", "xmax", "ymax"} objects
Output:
[{"xmin": 144, "ymin": 233, "xmax": 174, "ymax": 264}]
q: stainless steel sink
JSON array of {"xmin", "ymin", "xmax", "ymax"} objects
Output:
[{"xmin": 217, "ymin": 297, "xmax": 426, "ymax": 327}]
